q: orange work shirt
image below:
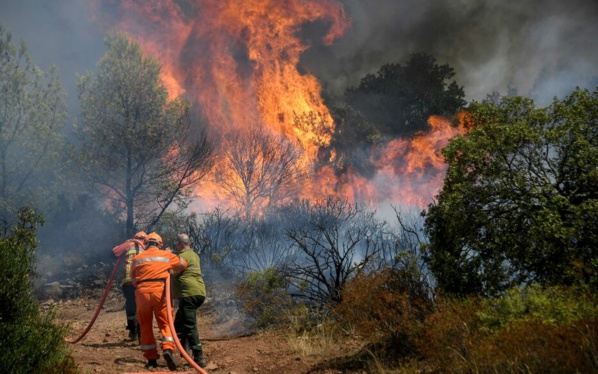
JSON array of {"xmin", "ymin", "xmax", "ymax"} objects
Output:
[{"xmin": 131, "ymin": 246, "xmax": 187, "ymax": 288}]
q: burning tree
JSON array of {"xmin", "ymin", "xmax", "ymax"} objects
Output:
[
  {"xmin": 215, "ymin": 127, "xmax": 306, "ymax": 217},
  {"xmin": 346, "ymin": 53, "xmax": 466, "ymax": 137},
  {"xmin": 76, "ymin": 32, "xmax": 215, "ymax": 236}
]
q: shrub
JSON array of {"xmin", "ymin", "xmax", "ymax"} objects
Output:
[
  {"xmin": 336, "ymin": 267, "xmax": 435, "ymax": 364},
  {"xmin": 420, "ymin": 285, "xmax": 598, "ymax": 372},
  {"xmin": 235, "ymin": 268, "xmax": 294, "ymax": 328},
  {"xmin": 478, "ymin": 284, "xmax": 598, "ymax": 330},
  {"xmin": 477, "ymin": 319, "xmax": 598, "ymax": 372},
  {"xmin": 0, "ymin": 208, "xmax": 78, "ymax": 373},
  {"xmin": 417, "ymin": 297, "xmax": 483, "ymax": 372}
]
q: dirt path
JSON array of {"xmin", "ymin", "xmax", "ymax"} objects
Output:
[{"xmin": 57, "ymin": 290, "xmax": 350, "ymax": 373}]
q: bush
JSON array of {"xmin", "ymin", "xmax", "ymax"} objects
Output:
[
  {"xmin": 417, "ymin": 297, "xmax": 483, "ymax": 372},
  {"xmin": 0, "ymin": 208, "xmax": 78, "ymax": 373},
  {"xmin": 336, "ymin": 267, "xmax": 435, "ymax": 363},
  {"xmin": 235, "ymin": 268, "xmax": 294, "ymax": 328},
  {"xmin": 419, "ymin": 285, "xmax": 598, "ymax": 372},
  {"xmin": 478, "ymin": 319, "xmax": 598, "ymax": 372},
  {"xmin": 478, "ymin": 284, "xmax": 598, "ymax": 330}
]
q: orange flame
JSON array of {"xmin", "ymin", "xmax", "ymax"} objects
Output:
[
  {"xmin": 91, "ymin": 1, "xmax": 467, "ymax": 213},
  {"xmin": 302, "ymin": 115, "xmax": 467, "ymax": 208}
]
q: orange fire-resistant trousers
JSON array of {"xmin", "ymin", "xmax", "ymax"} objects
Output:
[{"xmin": 135, "ymin": 282, "xmax": 176, "ymax": 360}]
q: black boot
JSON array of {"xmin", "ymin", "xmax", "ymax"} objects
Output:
[
  {"xmin": 193, "ymin": 349, "xmax": 207, "ymax": 368},
  {"xmin": 145, "ymin": 354, "xmax": 160, "ymax": 369},
  {"xmin": 163, "ymin": 349, "xmax": 177, "ymax": 371},
  {"xmin": 126, "ymin": 318, "xmax": 138, "ymax": 341},
  {"xmin": 179, "ymin": 338, "xmax": 190, "ymax": 357}
]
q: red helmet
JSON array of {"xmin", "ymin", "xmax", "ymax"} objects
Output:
[
  {"xmin": 145, "ymin": 232, "xmax": 163, "ymax": 248},
  {"xmin": 134, "ymin": 231, "xmax": 147, "ymax": 240}
]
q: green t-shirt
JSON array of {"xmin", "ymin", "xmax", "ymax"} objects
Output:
[{"xmin": 171, "ymin": 248, "xmax": 206, "ymax": 298}]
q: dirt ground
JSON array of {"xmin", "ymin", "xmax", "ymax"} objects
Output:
[{"xmin": 56, "ymin": 287, "xmax": 362, "ymax": 374}]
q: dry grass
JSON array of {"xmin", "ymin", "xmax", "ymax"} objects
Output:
[{"xmin": 286, "ymin": 325, "xmax": 339, "ymax": 356}]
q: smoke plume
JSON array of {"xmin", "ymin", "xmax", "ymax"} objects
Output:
[{"xmin": 301, "ymin": 0, "xmax": 598, "ymax": 104}]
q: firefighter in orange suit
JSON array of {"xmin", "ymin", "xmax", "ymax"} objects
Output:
[
  {"xmin": 132, "ymin": 232, "xmax": 187, "ymax": 371},
  {"xmin": 112, "ymin": 231, "xmax": 147, "ymax": 341}
]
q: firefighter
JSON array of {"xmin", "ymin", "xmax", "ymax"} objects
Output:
[
  {"xmin": 112, "ymin": 230, "xmax": 147, "ymax": 341},
  {"xmin": 171, "ymin": 233, "xmax": 208, "ymax": 367},
  {"xmin": 132, "ymin": 232, "xmax": 187, "ymax": 371}
]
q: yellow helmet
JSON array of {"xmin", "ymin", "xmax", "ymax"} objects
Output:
[
  {"xmin": 145, "ymin": 232, "xmax": 163, "ymax": 248},
  {"xmin": 134, "ymin": 231, "xmax": 147, "ymax": 240}
]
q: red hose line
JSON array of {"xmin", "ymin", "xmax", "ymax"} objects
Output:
[
  {"xmin": 166, "ymin": 274, "xmax": 208, "ymax": 374},
  {"xmin": 64, "ymin": 255, "xmax": 124, "ymax": 344}
]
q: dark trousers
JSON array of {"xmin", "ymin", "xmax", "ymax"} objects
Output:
[
  {"xmin": 122, "ymin": 283, "xmax": 138, "ymax": 332},
  {"xmin": 174, "ymin": 295, "xmax": 205, "ymax": 352}
]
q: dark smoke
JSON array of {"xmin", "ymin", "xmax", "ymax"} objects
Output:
[
  {"xmin": 301, "ymin": 0, "xmax": 598, "ymax": 105},
  {"xmin": 2, "ymin": 0, "xmax": 597, "ymax": 114}
]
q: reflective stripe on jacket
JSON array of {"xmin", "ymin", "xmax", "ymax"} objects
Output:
[{"xmin": 132, "ymin": 246, "xmax": 187, "ymax": 288}]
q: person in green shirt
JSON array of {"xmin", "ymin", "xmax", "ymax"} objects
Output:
[{"xmin": 171, "ymin": 233, "xmax": 207, "ymax": 368}]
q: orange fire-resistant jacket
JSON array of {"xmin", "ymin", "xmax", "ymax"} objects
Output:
[
  {"xmin": 112, "ymin": 238, "xmax": 145, "ymax": 285},
  {"xmin": 131, "ymin": 246, "xmax": 187, "ymax": 286},
  {"xmin": 131, "ymin": 245, "xmax": 187, "ymax": 359}
]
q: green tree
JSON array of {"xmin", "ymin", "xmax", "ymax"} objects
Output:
[
  {"xmin": 424, "ymin": 88, "xmax": 598, "ymax": 296},
  {"xmin": 0, "ymin": 24, "xmax": 68, "ymax": 232},
  {"xmin": 346, "ymin": 53, "xmax": 466, "ymax": 137},
  {"xmin": 76, "ymin": 32, "xmax": 215, "ymax": 236},
  {"xmin": 0, "ymin": 207, "xmax": 78, "ymax": 373},
  {"xmin": 319, "ymin": 104, "xmax": 382, "ymax": 178}
]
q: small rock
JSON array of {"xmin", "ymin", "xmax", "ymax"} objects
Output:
[{"xmin": 205, "ymin": 362, "xmax": 219, "ymax": 370}]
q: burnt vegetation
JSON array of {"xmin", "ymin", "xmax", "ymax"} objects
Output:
[{"xmin": 0, "ymin": 23, "xmax": 597, "ymax": 373}]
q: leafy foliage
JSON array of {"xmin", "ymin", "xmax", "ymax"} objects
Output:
[
  {"xmin": 346, "ymin": 53, "xmax": 466, "ymax": 137},
  {"xmin": 419, "ymin": 286, "xmax": 598, "ymax": 373},
  {"xmin": 236, "ymin": 268, "xmax": 294, "ymax": 328},
  {"xmin": 0, "ymin": 208, "xmax": 78, "ymax": 373},
  {"xmin": 319, "ymin": 104, "xmax": 382, "ymax": 178},
  {"xmin": 478, "ymin": 284, "xmax": 598, "ymax": 330},
  {"xmin": 76, "ymin": 32, "xmax": 215, "ymax": 236},
  {"xmin": 424, "ymin": 88, "xmax": 598, "ymax": 296},
  {"xmin": 0, "ymin": 24, "xmax": 69, "ymax": 232}
]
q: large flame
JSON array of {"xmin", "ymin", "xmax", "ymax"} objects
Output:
[
  {"xmin": 302, "ymin": 115, "xmax": 467, "ymax": 208},
  {"xmin": 91, "ymin": 1, "xmax": 466, "ymax": 213}
]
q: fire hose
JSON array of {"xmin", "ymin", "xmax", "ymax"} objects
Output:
[
  {"xmin": 166, "ymin": 274, "xmax": 208, "ymax": 374},
  {"xmin": 64, "ymin": 255, "xmax": 124, "ymax": 344},
  {"xmin": 63, "ymin": 255, "xmax": 208, "ymax": 373}
]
